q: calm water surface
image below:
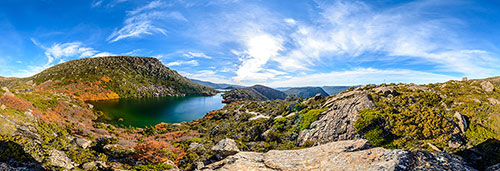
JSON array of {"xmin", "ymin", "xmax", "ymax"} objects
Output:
[{"xmin": 90, "ymin": 93, "xmax": 225, "ymax": 127}]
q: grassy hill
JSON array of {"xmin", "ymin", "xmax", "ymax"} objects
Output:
[
  {"xmin": 222, "ymin": 85, "xmax": 287, "ymax": 103},
  {"xmin": 31, "ymin": 56, "xmax": 215, "ymax": 100},
  {"xmin": 284, "ymin": 87, "xmax": 329, "ymax": 98}
]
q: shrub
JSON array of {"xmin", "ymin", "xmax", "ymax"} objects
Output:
[{"xmin": 298, "ymin": 108, "xmax": 327, "ymax": 131}]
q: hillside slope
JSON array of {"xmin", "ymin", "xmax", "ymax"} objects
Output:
[
  {"xmin": 321, "ymin": 86, "xmax": 351, "ymax": 95},
  {"xmin": 221, "ymin": 85, "xmax": 287, "ymax": 103},
  {"xmin": 31, "ymin": 56, "xmax": 215, "ymax": 100},
  {"xmin": 284, "ymin": 87, "xmax": 329, "ymax": 98}
]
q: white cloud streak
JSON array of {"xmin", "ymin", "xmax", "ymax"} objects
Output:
[
  {"xmin": 108, "ymin": 1, "xmax": 187, "ymax": 42},
  {"xmin": 165, "ymin": 60, "xmax": 199, "ymax": 67},
  {"xmin": 266, "ymin": 68, "xmax": 459, "ymax": 87}
]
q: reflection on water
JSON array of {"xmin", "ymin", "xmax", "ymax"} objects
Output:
[{"xmin": 90, "ymin": 93, "xmax": 225, "ymax": 127}]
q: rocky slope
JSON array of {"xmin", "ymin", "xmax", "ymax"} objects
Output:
[
  {"xmin": 31, "ymin": 56, "xmax": 216, "ymax": 100},
  {"xmin": 284, "ymin": 87, "xmax": 329, "ymax": 98},
  {"xmin": 202, "ymin": 139, "xmax": 476, "ymax": 171},
  {"xmin": 221, "ymin": 85, "xmax": 287, "ymax": 103}
]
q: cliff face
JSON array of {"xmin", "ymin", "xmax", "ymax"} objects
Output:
[{"xmin": 31, "ymin": 56, "xmax": 215, "ymax": 100}]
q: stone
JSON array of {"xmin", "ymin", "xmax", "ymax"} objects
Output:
[
  {"xmin": 47, "ymin": 149, "xmax": 74, "ymax": 170},
  {"xmin": 82, "ymin": 161, "xmax": 107, "ymax": 171},
  {"xmin": 428, "ymin": 142, "xmax": 442, "ymax": 152},
  {"xmin": 462, "ymin": 77, "xmax": 468, "ymax": 81},
  {"xmin": 297, "ymin": 90, "xmax": 373, "ymax": 145},
  {"xmin": 486, "ymin": 163, "xmax": 500, "ymax": 171},
  {"xmin": 454, "ymin": 112, "xmax": 468, "ymax": 134},
  {"xmin": 202, "ymin": 139, "xmax": 476, "ymax": 171},
  {"xmin": 188, "ymin": 142, "xmax": 205, "ymax": 152},
  {"xmin": 75, "ymin": 137, "xmax": 92, "ymax": 149},
  {"xmin": 211, "ymin": 138, "xmax": 240, "ymax": 159},
  {"xmin": 481, "ymin": 81, "xmax": 495, "ymax": 92},
  {"xmin": 248, "ymin": 114, "xmax": 270, "ymax": 121},
  {"xmin": 313, "ymin": 93, "xmax": 324, "ymax": 100},
  {"xmin": 488, "ymin": 98, "xmax": 500, "ymax": 105}
]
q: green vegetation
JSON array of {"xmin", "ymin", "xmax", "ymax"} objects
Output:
[
  {"xmin": 132, "ymin": 162, "xmax": 173, "ymax": 171},
  {"xmin": 31, "ymin": 56, "xmax": 215, "ymax": 98}
]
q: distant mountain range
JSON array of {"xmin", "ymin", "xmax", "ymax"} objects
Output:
[
  {"xmin": 222, "ymin": 85, "xmax": 287, "ymax": 103},
  {"xmin": 188, "ymin": 78, "xmax": 245, "ymax": 89},
  {"xmin": 277, "ymin": 86, "xmax": 351, "ymax": 96},
  {"xmin": 284, "ymin": 87, "xmax": 329, "ymax": 98}
]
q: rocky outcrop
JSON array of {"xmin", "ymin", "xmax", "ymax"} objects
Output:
[
  {"xmin": 202, "ymin": 139, "xmax": 475, "ymax": 171},
  {"xmin": 481, "ymin": 81, "xmax": 495, "ymax": 92},
  {"xmin": 297, "ymin": 90, "xmax": 374, "ymax": 145},
  {"xmin": 211, "ymin": 138, "xmax": 240, "ymax": 159}
]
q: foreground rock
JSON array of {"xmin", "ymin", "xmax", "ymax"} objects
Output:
[
  {"xmin": 211, "ymin": 138, "xmax": 240, "ymax": 159},
  {"xmin": 202, "ymin": 139, "xmax": 476, "ymax": 171}
]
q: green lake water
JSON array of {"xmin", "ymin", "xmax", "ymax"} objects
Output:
[{"xmin": 89, "ymin": 93, "xmax": 225, "ymax": 127}]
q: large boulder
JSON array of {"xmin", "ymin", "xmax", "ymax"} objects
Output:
[
  {"xmin": 202, "ymin": 139, "xmax": 476, "ymax": 171},
  {"xmin": 454, "ymin": 112, "xmax": 468, "ymax": 134},
  {"xmin": 46, "ymin": 149, "xmax": 74, "ymax": 170},
  {"xmin": 211, "ymin": 138, "xmax": 240, "ymax": 159},
  {"xmin": 481, "ymin": 81, "xmax": 495, "ymax": 92},
  {"xmin": 297, "ymin": 90, "xmax": 373, "ymax": 145}
]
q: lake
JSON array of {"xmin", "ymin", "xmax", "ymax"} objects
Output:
[{"xmin": 90, "ymin": 93, "xmax": 226, "ymax": 127}]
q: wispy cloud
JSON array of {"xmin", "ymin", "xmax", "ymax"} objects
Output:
[
  {"xmin": 183, "ymin": 52, "xmax": 212, "ymax": 59},
  {"xmin": 107, "ymin": 1, "xmax": 187, "ymax": 42},
  {"xmin": 191, "ymin": 0, "xmax": 498, "ymax": 85},
  {"xmin": 266, "ymin": 68, "xmax": 459, "ymax": 87},
  {"xmin": 26, "ymin": 38, "xmax": 115, "ymax": 77},
  {"xmin": 165, "ymin": 60, "xmax": 199, "ymax": 67},
  {"xmin": 91, "ymin": 0, "xmax": 103, "ymax": 8}
]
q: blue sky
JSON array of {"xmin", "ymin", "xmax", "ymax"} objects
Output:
[{"xmin": 0, "ymin": 0, "xmax": 499, "ymax": 87}]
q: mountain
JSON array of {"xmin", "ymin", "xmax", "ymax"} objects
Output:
[
  {"xmin": 188, "ymin": 78, "xmax": 245, "ymax": 89},
  {"xmin": 30, "ymin": 56, "xmax": 216, "ymax": 100},
  {"xmin": 221, "ymin": 85, "xmax": 287, "ymax": 103},
  {"xmin": 284, "ymin": 87, "xmax": 329, "ymax": 98},
  {"xmin": 275, "ymin": 87, "xmax": 292, "ymax": 91},
  {"xmin": 321, "ymin": 86, "xmax": 352, "ymax": 95}
]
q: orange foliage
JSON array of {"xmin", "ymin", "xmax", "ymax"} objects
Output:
[
  {"xmin": 0, "ymin": 94, "xmax": 32, "ymax": 111},
  {"xmin": 101, "ymin": 76, "xmax": 112, "ymax": 83},
  {"xmin": 134, "ymin": 140, "xmax": 185, "ymax": 164}
]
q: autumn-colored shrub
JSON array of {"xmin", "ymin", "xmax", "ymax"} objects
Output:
[{"xmin": 134, "ymin": 140, "xmax": 181, "ymax": 164}]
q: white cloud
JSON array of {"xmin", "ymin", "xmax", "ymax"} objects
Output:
[
  {"xmin": 233, "ymin": 34, "xmax": 285, "ymax": 82},
  {"xmin": 265, "ymin": 68, "xmax": 459, "ymax": 87},
  {"xmin": 166, "ymin": 60, "xmax": 199, "ymax": 67},
  {"xmin": 92, "ymin": 52, "xmax": 116, "ymax": 57},
  {"xmin": 25, "ymin": 39, "xmax": 116, "ymax": 77},
  {"xmin": 108, "ymin": 1, "xmax": 187, "ymax": 42},
  {"xmin": 179, "ymin": 70, "xmax": 237, "ymax": 85},
  {"xmin": 44, "ymin": 42, "xmax": 98, "ymax": 66},
  {"xmin": 272, "ymin": 0, "xmax": 499, "ymax": 77},
  {"xmin": 91, "ymin": 0, "xmax": 103, "ymax": 8},
  {"xmin": 127, "ymin": 0, "xmax": 163, "ymax": 15},
  {"xmin": 183, "ymin": 52, "xmax": 212, "ymax": 59}
]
